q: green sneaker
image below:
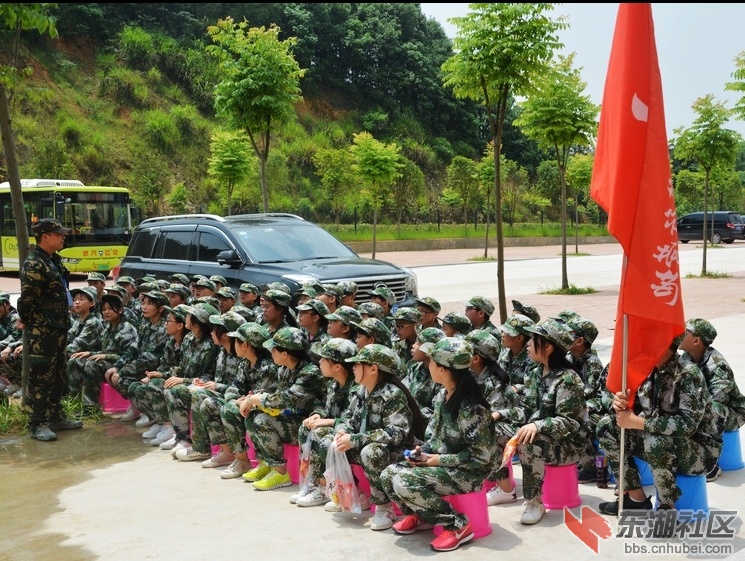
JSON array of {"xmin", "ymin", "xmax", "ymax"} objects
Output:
[
  {"xmin": 252, "ymin": 468, "xmax": 292, "ymax": 491},
  {"xmin": 242, "ymin": 461, "xmax": 270, "ymax": 482}
]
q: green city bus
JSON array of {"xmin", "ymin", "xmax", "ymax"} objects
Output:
[{"xmin": 0, "ymin": 179, "xmax": 136, "ymax": 274}]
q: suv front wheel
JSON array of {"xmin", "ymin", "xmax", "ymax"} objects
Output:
[{"xmin": 711, "ymin": 232, "xmax": 722, "ymax": 244}]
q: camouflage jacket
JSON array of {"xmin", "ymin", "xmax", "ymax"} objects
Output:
[
  {"xmin": 156, "ymin": 337, "xmax": 183, "ymax": 374},
  {"xmin": 402, "ymin": 361, "xmax": 439, "ymax": 421},
  {"xmin": 66, "ymin": 313, "xmax": 104, "ymax": 355},
  {"xmin": 259, "ymin": 359, "xmax": 324, "ymax": 415},
  {"xmin": 18, "ymin": 245, "xmax": 71, "ymax": 330},
  {"xmin": 521, "ymin": 366, "xmax": 588, "ymax": 443},
  {"xmin": 393, "ymin": 338, "xmax": 415, "ymax": 374},
  {"xmin": 477, "ymin": 321, "xmax": 502, "ymax": 342},
  {"xmin": 224, "ymin": 356, "xmax": 278, "ymax": 401},
  {"xmin": 312, "ymin": 374, "xmax": 357, "ymax": 419},
  {"xmin": 165, "ymin": 332, "xmax": 218, "ymax": 383},
  {"xmin": 682, "ymin": 346, "xmax": 745, "ymax": 431},
  {"xmin": 0, "ymin": 308, "xmax": 22, "ymax": 349},
  {"xmin": 473, "ymin": 366, "xmax": 522, "ymax": 425},
  {"xmin": 335, "ymin": 381, "xmax": 415, "ymax": 452},
  {"xmin": 213, "ymin": 347, "xmax": 243, "ymax": 393},
  {"xmin": 568, "ymin": 348, "xmax": 605, "ymax": 416},
  {"xmin": 115, "ymin": 317, "xmax": 168, "ymax": 378},
  {"xmin": 91, "ymin": 319, "xmax": 139, "ymax": 363},
  {"xmin": 421, "ymin": 388, "xmax": 495, "ymax": 476},
  {"xmin": 498, "ymin": 345, "xmax": 540, "ymax": 394}
]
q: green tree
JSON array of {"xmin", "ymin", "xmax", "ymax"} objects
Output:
[
  {"xmin": 514, "ymin": 53, "xmax": 598, "ymax": 289},
  {"xmin": 390, "ymin": 157, "xmax": 425, "ymax": 235},
  {"xmin": 446, "ymin": 156, "xmax": 479, "ymax": 236},
  {"xmin": 502, "ymin": 158, "xmax": 530, "ymax": 229},
  {"xmin": 350, "ymin": 132, "xmax": 402, "ymax": 259},
  {"xmin": 725, "ymin": 50, "xmax": 745, "ymax": 123},
  {"xmin": 442, "ymin": 3, "xmax": 566, "ymax": 322},
  {"xmin": 0, "ymin": 3, "xmax": 57, "ymax": 265},
  {"xmin": 207, "ymin": 18, "xmax": 305, "ymax": 212},
  {"xmin": 673, "ymin": 95, "xmax": 742, "ymax": 274},
  {"xmin": 313, "ymin": 147, "xmax": 356, "ymax": 228},
  {"xmin": 207, "ymin": 130, "xmax": 252, "ymax": 216}
]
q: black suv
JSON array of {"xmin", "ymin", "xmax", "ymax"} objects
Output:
[
  {"xmin": 676, "ymin": 211, "xmax": 744, "ymax": 244},
  {"xmin": 113, "ymin": 213, "xmax": 418, "ymax": 303}
]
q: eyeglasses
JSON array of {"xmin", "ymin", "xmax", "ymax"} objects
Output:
[
  {"xmin": 465, "ymin": 306, "xmax": 476, "ymax": 311},
  {"xmin": 165, "ymin": 319, "xmax": 182, "ymax": 324}
]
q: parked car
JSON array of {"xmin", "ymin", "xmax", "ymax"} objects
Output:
[
  {"xmin": 113, "ymin": 213, "xmax": 418, "ymax": 304},
  {"xmin": 676, "ymin": 211, "xmax": 744, "ymax": 244}
]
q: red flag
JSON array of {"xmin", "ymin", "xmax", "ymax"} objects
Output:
[{"xmin": 590, "ymin": 3, "xmax": 684, "ymax": 398}]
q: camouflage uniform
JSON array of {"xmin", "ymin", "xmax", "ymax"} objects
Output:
[
  {"xmin": 317, "ymin": 344, "xmax": 416, "ymax": 506},
  {"xmin": 380, "ymin": 337, "xmax": 496, "ymax": 532},
  {"xmin": 392, "ymin": 307, "xmax": 421, "ymax": 377},
  {"xmin": 129, "ymin": 334, "xmax": 184, "ymax": 424},
  {"xmin": 402, "ymin": 327, "xmax": 445, "ymax": 420},
  {"xmin": 0, "ymin": 295, "xmax": 23, "ymax": 388},
  {"xmin": 498, "ymin": 314, "xmax": 540, "ymax": 396},
  {"xmin": 596, "ymin": 352, "xmax": 723, "ymax": 505},
  {"xmin": 66, "ymin": 288, "xmax": 103, "ymax": 356},
  {"xmin": 247, "ymin": 327, "xmax": 325, "ymax": 468},
  {"xmin": 18, "ymin": 220, "xmax": 73, "ymax": 432}
]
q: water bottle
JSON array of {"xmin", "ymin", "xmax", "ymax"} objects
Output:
[{"xmin": 596, "ymin": 454, "xmax": 608, "ymax": 488}]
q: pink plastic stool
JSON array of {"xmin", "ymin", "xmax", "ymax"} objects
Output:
[
  {"xmin": 433, "ymin": 486, "xmax": 492, "ymax": 539},
  {"xmin": 245, "ymin": 435, "xmax": 258, "ymax": 466},
  {"xmin": 352, "ymin": 464, "xmax": 401, "ymax": 515},
  {"xmin": 542, "ymin": 463, "xmax": 581, "ymax": 510},
  {"xmin": 284, "ymin": 443, "xmax": 300, "ymax": 484},
  {"xmin": 99, "ymin": 383, "xmax": 130, "ymax": 413}
]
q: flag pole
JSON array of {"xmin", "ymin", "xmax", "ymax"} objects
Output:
[{"xmin": 618, "ymin": 310, "xmax": 629, "ymax": 515}]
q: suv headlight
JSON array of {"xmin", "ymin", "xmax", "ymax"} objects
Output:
[{"xmin": 402, "ymin": 267, "xmax": 418, "ymax": 296}]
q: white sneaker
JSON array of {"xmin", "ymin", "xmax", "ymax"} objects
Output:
[
  {"xmin": 324, "ymin": 492, "xmax": 371, "ymax": 512},
  {"xmin": 120, "ymin": 405, "xmax": 141, "ymax": 422},
  {"xmin": 141, "ymin": 423, "xmax": 162, "ymax": 440},
  {"xmin": 296, "ymin": 487, "xmax": 327, "ymax": 507},
  {"xmin": 220, "ymin": 459, "xmax": 252, "ymax": 480},
  {"xmin": 170, "ymin": 440, "xmax": 190, "ymax": 458},
  {"xmin": 175, "ymin": 447, "xmax": 211, "ymax": 462},
  {"xmin": 201, "ymin": 450, "xmax": 235, "ymax": 468},
  {"xmin": 159, "ymin": 434, "xmax": 178, "ymax": 450},
  {"xmin": 487, "ymin": 484, "xmax": 517, "ymax": 506},
  {"xmin": 150, "ymin": 426, "xmax": 175, "ymax": 446},
  {"xmin": 520, "ymin": 499, "xmax": 546, "ymax": 525},
  {"xmin": 370, "ymin": 504, "xmax": 397, "ymax": 530},
  {"xmin": 290, "ymin": 486, "xmax": 311, "ymax": 504},
  {"xmin": 135, "ymin": 414, "xmax": 155, "ymax": 428}
]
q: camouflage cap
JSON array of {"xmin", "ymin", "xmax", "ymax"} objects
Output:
[
  {"xmin": 296, "ymin": 298, "xmax": 330, "ymax": 317},
  {"xmin": 197, "ymin": 295, "xmax": 221, "ymax": 309},
  {"xmin": 439, "ymin": 312, "xmax": 472, "ymax": 335},
  {"xmin": 70, "ymin": 286, "xmax": 98, "ymax": 303},
  {"xmin": 104, "ymin": 284, "xmax": 128, "ymax": 299},
  {"xmin": 137, "ymin": 282, "xmax": 159, "ymax": 294},
  {"xmin": 216, "ymin": 287, "xmax": 236, "ymax": 299},
  {"xmin": 209, "ymin": 310, "xmax": 247, "ymax": 332},
  {"xmin": 358, "ymin": 301, "xmax": 385, "ymax": 320},
  {"xmin": 231, "ymin": 304, "xmax": 257, "ymax": 323},
  {"xmin": 352, "ymin": 318, "xmax": 392, "ymax": 346},
  {"xmin": 87, "ymin": 272, "xmax": 107, "ymax": 283},
  {"xmin": 100, "ymin": 293, "xmax": 123, "ymax": 310},
  {"xmin": 346, "ymin": 343, "xmax": 401, "ymax": 375},
  {"xmin": 466, "ymin": 296, "xmax": 495, "ymax": 317},
  {"xmin": 326, "ymin": 305, "xmax": 362, "ymax": 326},
  {"xmin": 169, "ymin": 273, "xmax": 191, "ymax": 285},
  {"xmin": 322, "ymin": 284, "xmax": 343, "ymax": 301},
  {"xmin": 465, "ymin": 329, "xmax": 501, "ymax": 362},
  {"xmin": 337, "ymin": 280, "xmax": 358, "ymax": 295},
  {"xmin": 316, "ymin": 337, "xmax": 359, "ymax": 363},
  {"xmin": 523, "ymin": 317, "xmax": 575, "ymax": 352},
  {"xmin": 686, "ymin": 318, "xmax": 717, "ymax": 346},
  {"xmin": 165, "ymin": 304, "xmax": 189, "ymax": 324},
  {"xmin": 183, "ymin": 302, "xmax": 220, "ymax": 324},
  {"xmin": 266, "ymin": 281, "xmax": 291, "ymax": 295},
  {"xmin": 416, "ymin": 327, "xmax": 446, "ymax": 345},
  {"xmin": 511, "ymin": 300, "xmax": 540, "ymax": 323},
  {"xmin": 191, "ymin": 274, "xmax": 207, "ymax": 283},
  {"xmin": 262, "ymin": 289, "xmax": 292, "ymax": 308},
  {"xmin": 142, "ymin": 290, "xmax": 169, "ymax": 307},
  {"xmin": 117, "ymin": 275, "xmax": 136, "ymax": 286},
  {"xmin": 239, "ymin": 282, "xmax": 260, "ymax": 294},
  {"xmin": 415, "ymin": 296, "xmax": 441, "ymax": 314},
  {"xmin": 394, "ymin": 306, "xmax": 421, "ymax": 324},
  {"xmin": 229, "ymin": 321, "xmax": 271, "ymax": 348},
  {"xmin": 32, "ymin": 218, "xmax": 69, "ymax": 235},
  {"xmin": 263, "ymin": 326, "xmax": 308, "ymax": 352},
  {"xmin": 499, "ymin": 314, "xmax": 535, "ymax": 337},
  {"xmin": 209, "ymin": 275, "xmax": 227, "ymax": 286},
  {"xmin": 561, "ymin": 314, "xmax": 598, "ymax": 344},
  {"xmin": 369, "ymin": 284, "xmax": 396, "ymax": 306},
  {"xmin": 298, "ymin": 285, "xmax": 317, "ymax": 298},
  {"xmin": 0, "ymin": 291, "xmax": 10, "ymax": 303},
  {"xmin": 195, "ymin": 277, "xmax": 217, "ymax": 292},
  {"xmin": 137, "ymin": 276, "xmax": 157, "ymax": 286},
  {"xmin": 164, "ymin": 283, "xmax": 190, "ymax": 299},
  {"xmin": 152, "ymin": 280, "xmax": 167, "ymax": 291},
  {"xmin": 420, "ymin": 337, "xmax": 473, "ymax": 369}
]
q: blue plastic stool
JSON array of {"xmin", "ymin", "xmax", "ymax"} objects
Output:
[
  {"xmin": 633, "ymin": 457, "xmax": 655, "ymax": 486},
  {"xmin": 720, "ymin": 430, "xmax": 744, "ymax": 471},
  {"xmin": 673, "ymin": 474, "xmax": 709, "ymax": 513}
]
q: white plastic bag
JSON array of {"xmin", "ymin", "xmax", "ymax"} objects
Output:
[{"xmin": 323, "ymin": 442, "xmax": 361, "ymax": 514}]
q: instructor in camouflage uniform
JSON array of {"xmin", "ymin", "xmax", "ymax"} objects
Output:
[{"xmin": 18, "ymin": 218, "xmax": 81, "ymax": 441}]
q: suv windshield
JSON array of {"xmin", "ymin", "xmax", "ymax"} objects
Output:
[{"xmin": 230, "ymin": 220, "xmax": 357, "ymax": 263}]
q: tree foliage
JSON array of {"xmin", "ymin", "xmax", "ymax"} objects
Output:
[{"xmin": 208, "ymin": 130, "xmax": 252, "ymax": 215}]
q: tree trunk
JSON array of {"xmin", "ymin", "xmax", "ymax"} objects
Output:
[
  {"xmin": 259, "ymin": 154, "xmax": 269, "ymax": 213},
  {"xmin": 372, "ymin": 205, "xmax": 378, "ymax": 259},
  {"xmin": 560, "ymin": 168, "xmax": 569, "ymax": 289},
  {"xmin": 702, "ymin": 169, "xmax": 710, "ymax": 275}
]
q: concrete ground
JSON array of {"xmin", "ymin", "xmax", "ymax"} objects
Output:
[{"xmin": 2, "ymin": 242, "xmax": 745, "ymax": 561}]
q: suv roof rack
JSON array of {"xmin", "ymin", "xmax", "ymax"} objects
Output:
[
  {"xmin": 139, "ymin": 214, "xmax": 226, "ymax": 225},
  {"xmin": 229, "ymin": 213, "xmax": 305, "ymax": 221}
]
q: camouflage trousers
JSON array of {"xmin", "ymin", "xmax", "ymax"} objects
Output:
[
  {"xmin": 487, "ymin": 420, "xmax": 517, "ymax": 482},
  {"xmin": 713, "ymin": 401, "xmax": 741, "ymax": 433},
  {"xmin": 380, "ymin": 462, "xmax": 487, "ymax": 531},
  {"xmin": 128, "ymin": 379, "xmax": 169, "ymax": 423},
  {"xmin": 164, "ymin": 384, "xmax": 196, "ymax": 442},
  {"xmin": 246, "ymin": 412, "xmax": 302, "ymax": 468},
  {"xmin": 517, "ymin": 433, "xmax": 584, "ymax": 501},
  {"xmin": 190, "ymin": 388, "xmax": 227, "ymax": 454},
  {"xmin": 317, "ymin": 431, "xmax": 404, "ymax": 506},
  {"xmin": 22, "ymin": 327, "xmax": 67, "ymax": 427},
  {"xmin": 577, "ymin": 411, "xmax": 605, "ymax": 473},
  {"xmin": 596, "ymin": 414, "xmax": 712, "ymax": 505},
  {"xmin": 297, "ymin": 424, "xmax": 336, "ymax": 486},
  {"xmin": 66, "ymin": 356, "xmax": 113, "ymax": 406},
  {"xmin": 0, "ymin": 354, "xmax": 22, "ymax": 386},
  {"xmin": 220, "ymin": 399, "xmax": 251, "ymax": 455}
]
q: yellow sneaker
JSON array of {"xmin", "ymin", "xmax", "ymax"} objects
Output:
[
  {"xmin": 242, "ymin": 461, "xmax": 270, "ymax": 482},
  {"xmin": 252, "ymin": 468, "xmax": 292, "ymax": 491}
]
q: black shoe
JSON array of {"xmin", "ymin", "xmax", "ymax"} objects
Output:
[
  {"xmin": 50, "ymin": 418, "xmax": 84, "ymax": 431},
  {"xmin": 30, "ymin": 424, "xmax": 58, "ymax": 441},
  {"xmin": 598, "ymin": 494, "xmax": 653, "ymax": 515},
  {"xmin": 706, "ymin": 464, "xmax": 722, "ymax": 483},
  {"xmin": 578, "ymin": 468, "xmax": 597, "ymax": 484}
]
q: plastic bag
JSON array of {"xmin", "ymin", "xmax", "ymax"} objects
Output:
[
  {"xmin": 298, "ymin": 432, "xmax": 314, "ymax": 494},
  {"xmin": 323, "ymin": 442, "xmax": 361, "ymax": 514},
  {"xmin": 500, "ymin": 435, "xmax": 519, "ymax": 469}
]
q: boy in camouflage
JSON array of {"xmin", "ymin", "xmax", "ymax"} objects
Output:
[
  {"xmin": 497, "ymin": 314, "xmax": 540, "ymax": 396},
  {"xmin": 65, "ymin": 287, "xmax": 103, "ymax": 399},
  {"xmin": 0, "ymin": 292, "xmax": 25, "ymax": 397},
  {"xmin": 401, "ymin": 327, "xmax": 446, "ymax": 420}
]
